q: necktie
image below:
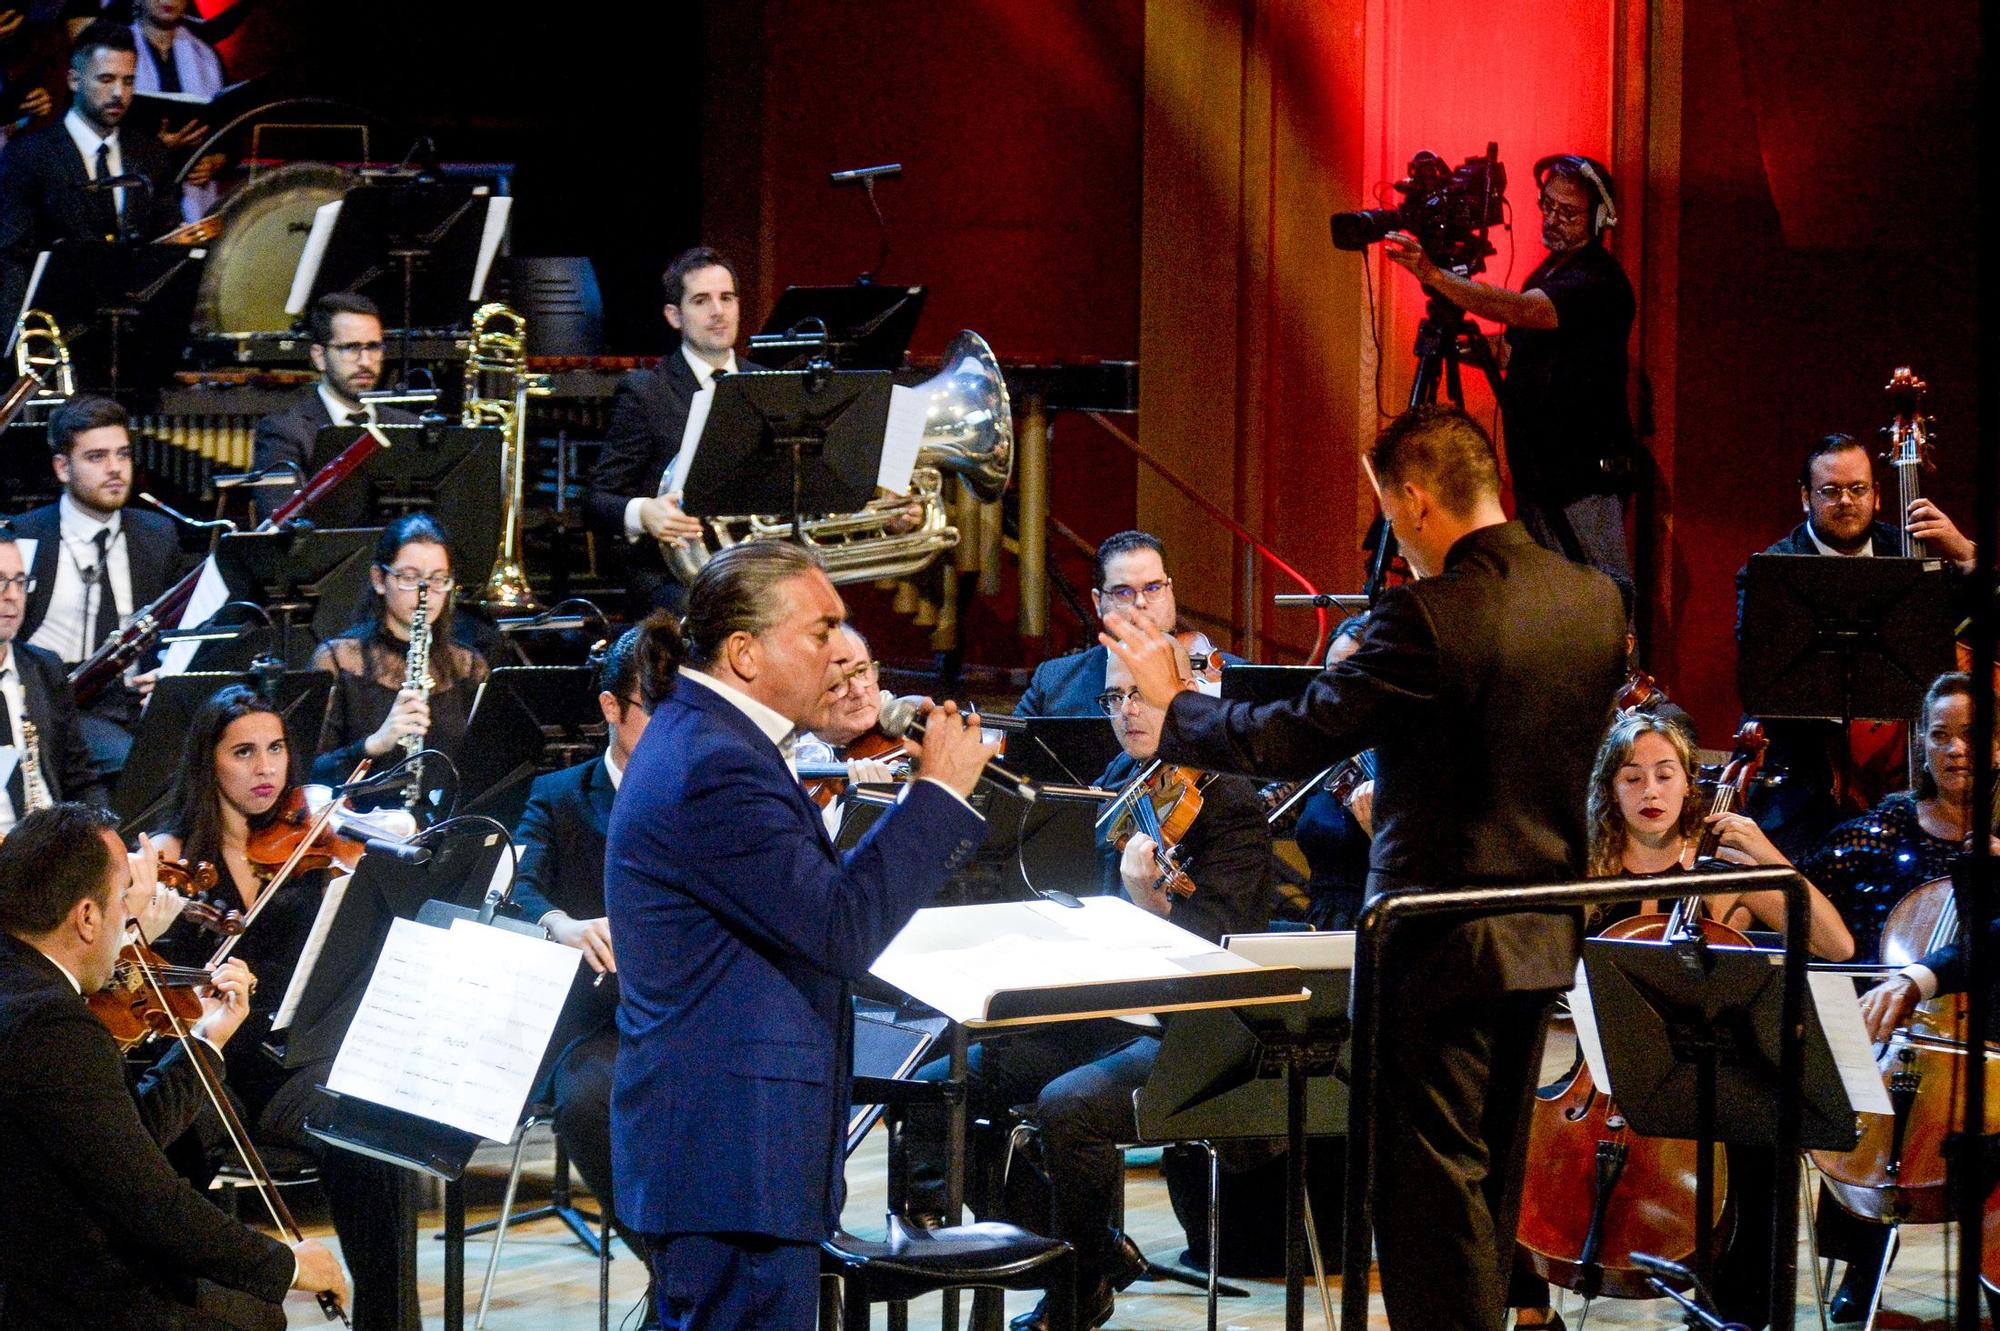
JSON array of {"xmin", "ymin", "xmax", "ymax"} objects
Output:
[
  {"xmin": 93, "ymin": 142, "xmax": 118, "ymax": 236},
  {"xmin": 0, "ymin": 667, "xmax": 22, "ymax": 820},
  {"xmin": 88, "ymin": 528, "xmax": 119, "ymax": 658}
]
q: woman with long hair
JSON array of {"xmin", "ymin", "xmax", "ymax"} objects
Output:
[
  {"xmin": 310, "ymin": 511, "xmax": 489, "ymax": 787},
  {"xmin": 149, "ymin": 684, "xmax": 418, "ymax": 1330}
]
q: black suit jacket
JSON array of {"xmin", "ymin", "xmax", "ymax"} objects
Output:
[
  {"xmin": 509, "ymin": 755, "xmax": 618, "ymax": 1043},
  {"xmin": 0, "ymin": 121, "xmax": 181, "ymax": 332},
  {"xmin": 249, "ymin": 390, "xmax": 422, "ymax": 520},
  {"xmin": 11, "ymin": 503, "xmax": 189, "ymax": 657},
  {"xmin": 1157, "ymin": 521, "xmax": 1627, "ymax": 1002},
  {"xmin": 10, "ymin": 639, "xmax": 108, "ymax": 808},
  {"xmin": 0, "ymin": 934, "xmax": 294, "ymax": 1329}
]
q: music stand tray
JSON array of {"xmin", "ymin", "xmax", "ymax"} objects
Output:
[
  {"xmin": 1737, "ymin": 553, "xmax": 1956, "ymax": 722},
  {"xmin": 25, "ymin": 237, "xmax": 206, "ymax": 395},
  {"xmin": 198, "ymin": 526, "xmax": 381, "ymax": 669},
  {"xmin": 751, "ymin": 283, "xmax": 928, "ymax": 370},
  {"xmin": 681, "ymin": 369, "xmax": 894, "ymax": 525},
  {"xmin": 111, "ymin": 670, "xmax": 331, "ymax": 830},
  {"xmin": 299, "ymin": 178, "xmax": 493, "ymax": 330},
  {"xmin": 301, "ymin": 423, "xmax": 503, "ymax": 587},
  {"xmin": 1007, "ymin": 717, "xmax": 1122, "ymax": 788},
  {"xmin": 455, "ymin": 665, "xmax": 600, "ymax": 828}
]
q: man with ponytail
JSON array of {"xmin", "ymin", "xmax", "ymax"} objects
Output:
[{"xmin": 605, "ymin": 541, "xmax": 999, "ymax": 1331}]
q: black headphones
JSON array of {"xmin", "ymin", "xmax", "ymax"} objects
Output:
[{"xmin": 1533, "ymin": 154, "xmax": 1618, "ymax": 236}]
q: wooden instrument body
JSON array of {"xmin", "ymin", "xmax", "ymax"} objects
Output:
[{"xmin": 1814, "ymin": 1030, "xmax": 2000, "ymax": 1226}]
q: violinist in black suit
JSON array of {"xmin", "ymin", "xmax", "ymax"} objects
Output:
[
  {"xmin": 0, "ymin": 802, "xmax": 346, "ymax": 1331},
  {"xmin": 508, "ymin": 613, "xmax": 677, "ymax": 1293},
  {"xmin": 0, "ymin": 21, "xmax": 180, "ymax": 328},
  {"xmin": 0, "ymin": 531, "xmax": 107, "ymax": 834},
  {"xmin": 248, "ymin": 292, "xmax": 420, "ymax": 519},
  {"xmin": 585, "ymin": 245, "xmax": 766, "ymax": 616},
  {"xmin": 1106, "ymin": 405, "xmax": 1627, "ymax": 1331},
  {"xmin": 13, "ymin": 395, "xmax": 192, "ymax": 773}
]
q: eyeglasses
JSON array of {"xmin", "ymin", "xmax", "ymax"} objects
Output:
[
  {"xmin": 1538, "ymin": 197, "xmax": 1588, "ymax": 225},
  {"xmin": 1812, "ymin": 482, "xmax": 1874, "ymax": 501},
  {"xmin": 1095, "ymin": 687, "xmax": 1147, "ymax": 716},
  {"xmin": 0, "ymin": 574, "xmax": 34, "ymax": 594},
  {"xmin": 380, "ymin": 567, "xmax": 455, "ymax": 593},
  {"xmin": 830, "ymin": 659, "xmax": 880, "ymax": 691},
  {"xmin": 1100, "ymin": 578, "xmax": 1171, "ymax": 608},
  {"xmin": 325, "ymin": 340, "xmax": 386, "ymax": 359}
]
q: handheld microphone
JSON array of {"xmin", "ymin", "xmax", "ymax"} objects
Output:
[
  {"xmin": 876, "ymin": 691, "xmax": 1040, "ymax": 802},
  {"xmin": 830, "ymin": 162, "xmax": 902, "ymax": 185}
]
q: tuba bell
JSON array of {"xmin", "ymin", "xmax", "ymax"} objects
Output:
[
  {"xmin": 461, "ymin": 303, "xmax": 552, "ymax": 611},
  {"xmin": 667, "ymin": 330, "xmax": 1013, "ymax": 586}
]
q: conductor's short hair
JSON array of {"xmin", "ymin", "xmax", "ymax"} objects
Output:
[{"xmin": 1367, "ymin": 405, "xmax": 1501, "ymax": 516}]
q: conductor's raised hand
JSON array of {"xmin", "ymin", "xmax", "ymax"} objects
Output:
[
  {"xmin": 902, "ymin": 699, "xmax": 1001, "ymax": 801},
  {"xmin": 1099, "ymin": 610, "xmax": 1187, "ymax": 712}
]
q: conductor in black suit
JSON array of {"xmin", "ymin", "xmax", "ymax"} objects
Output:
[
  {"xmin": 0, "ymin": 802, "xmax": 347, "ymax": 1330},
  {"xmin": 13, "ymin": 395, "xmax": 192, "ymax": 773},
  {"xmin": 585, "ymin": 245, "xmax": 766, "ymax": 616},
  {"xmin": 248, "ymin": 291, "xmax": 420, "ymax": 519},
  {"xmin": 0, "ymin": 21, "xmax": 181, "ymax": 328},
  {"xmin": 1106, "ymin": 405, "xmax": 1627, "ymax": 1331},
  {"xmin": 0, "ymin": 531, "xmax": 109, "ymax": 833},
  {"xmin": 508, "ymin": 613, "xmax": 676, "ymax": 1287}
]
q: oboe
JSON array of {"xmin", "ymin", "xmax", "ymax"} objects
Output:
[
  {"xmin": 18, "ymin": 721, "xmax": 54, "ymax": 813},
  {"xmin": 401, "ymin": 582, "xmax": 434, "ymax": 813}
]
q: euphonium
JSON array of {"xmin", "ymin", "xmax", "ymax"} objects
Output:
[
  {"xmin": 12, "ymin": 309, "xmax": 76, "ymax": 401},
  {"xmin": 666, "ymin": 330, "xmax": 1014, "ymax": 586},
  {"xmin": 461, "ymin": 303, "xmax": 551, "ymax": 611}
]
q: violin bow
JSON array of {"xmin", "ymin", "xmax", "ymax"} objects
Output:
[
  {"xmin": 207, "ymin": 761, "xmax": 369, "ymax": 969},
  {"xmin": 126, "ymin": 922, "xmax": 350, "ymax": 1325}
]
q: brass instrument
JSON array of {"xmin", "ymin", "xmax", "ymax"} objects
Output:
[
  {"xmin": 11, "ymin": 309, "xmax": 75, "ymax": 403},
  {"xmin": 17, "ymin": 721, "xmax": 54, "ymax": 814},
  {"xmin": 401, "ymin": 581, "xmax": 434, "ymax": 813},
  {"xmin": 666, "ymin": 330, "xmax": 1014, "ymax": 586},
  {"xmin": 461, "ymin": 303, "xmax": 551, "ymax": 611}
]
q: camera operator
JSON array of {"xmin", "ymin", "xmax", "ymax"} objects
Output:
[{"xmin": 1382, "ymin": 154, "xmax": 1637, "ymax": 598}]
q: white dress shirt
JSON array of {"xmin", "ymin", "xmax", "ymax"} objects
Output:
[
  {"xmin": 28, "ymin": 493, "xmax": 132, "ymax": 665},
  {"xmin": 1807, "ymin": 522, "xmax": 1873, "ymax": 558},
  {"xmin": 62, "ymin": 108, "xmax": 124, "ymax": 223},
  {"xmin": 317, "ymin": 383, "xmax": 376, "ymax": 429},
  {"xmin": 676, "ymin": 667, "xmax": 798, "ymax": 773},
  {"xmin": 621, "ymin": 343, "xmax": 741, "ymax": 541},
  {"xmin": 0, "ymin": 649, "xmax": 25, "ymax": 834}
]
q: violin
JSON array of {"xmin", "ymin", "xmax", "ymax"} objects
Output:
[
  {"xmin": 1515, "ymin": 724, "xmax": 1768, "ymax": 1300},
  {"xmin": 245, "ymin": 786, "xmax": 370, "ymax": 876},
  {"xmin": 1616, "ymin": 668, "xmax": 1666, "ymax": 716},
  {"xmin": 1177, "ymin": 630, "xmax": 1225, "ymax": 686},
  {"xmin": 1260, "ymin": 750, "xmax": 1376, "ymax": 830},
  {"xmin": 1101, "ymin": 761, "xmax": 1210, "ymax": 899},
  {"xmin": 87, "ymin": 939, "xmax": 214, "ymax": 1051},
  {"xmin": 156, "ymin": 858, "xmax": 244, "ymax": 938},
  {"xmin": 800, "ymin": 728, "xmax": 910, "ymax": 809}
]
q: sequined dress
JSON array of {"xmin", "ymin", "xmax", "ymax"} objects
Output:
[{"xmin": 1800, "ymin": 792, "xmax": 1961, "ymax": 959}]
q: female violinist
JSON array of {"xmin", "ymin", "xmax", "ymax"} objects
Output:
[
  {"xmin": 309, "ymin": 512, "xmax": 491, "ymax": 789},
  {"xmin": 147, "ymin": 683, "xmax": 419, "ymax": 1330},
  {"xmin": 1511, "ymin": 712, "xmax": 1851, "ymax": 1331}
]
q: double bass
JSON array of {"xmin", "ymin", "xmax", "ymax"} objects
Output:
[{"xmin": 1514, "ymin": 724, "xmax": 1768, "ymax": 1299}]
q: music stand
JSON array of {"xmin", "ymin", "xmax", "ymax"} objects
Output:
[
  {"xmin": 1737, "ymin": 554, "xmax": 1955, "ymax": 722},
  {"xmin": 835, "ymin": 783, "xmax": 1109, "ymax": 907},
  {"xmin": 300, "ymin": 422, "xmax": 503, "ymax": 587},
  {"xmin": 1584, "ymin": 935, "xmax": 1859, "ymax": 1292},
  {"xmin": 454, "ymin": 665, "xmax": 601, "ymax": 830},
  {"xmin": 194, "ymin": 526, "xmax": 381, "ymax": 669},
  {"xmin": 111, "ymin": 670, "xmax": 331, "ymax": 831},
  {"xmin": 294, "ymin": 177, "xmax": 502, "ymax": 386},
  {"xmin": 1006, "ymin": 717, "xmax": 1122, "ymax": 788},
  {"xmin": 22, "ymin": 237, "xmax": 205, "ymax": 396},
  {"xmin": 751, "ymin": 283, "xmax": 928, "ymax": 370},
  {"xmin": 681, "ymin": 369, "xmax": 894, "ymax": 541}
]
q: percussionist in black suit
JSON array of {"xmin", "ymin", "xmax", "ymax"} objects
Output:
[
  {"xmin": 248, "ymin": 291, "xmax": 420, "ymax": 519},
  {"xmin": 1106, "ymin": 405, "xmax": 1627, "ymax": 1331},
  {"xmin": 585, "ymin": 245, "xmax": 766, "ymax": 616},
  {"xmin": 0, "ymin": 21, "xmax": 181, "ymax": 329},
  {"xmin": 0, "ymin": 803, "xmax": 347, "ymax": 1331},
  {"xmin": 12, "ymin": 395, "xmax": 192, "ymax": 773},
  {"xmin": 508, "ymin": 611, "xmax": 677, "ymax": 1300}
]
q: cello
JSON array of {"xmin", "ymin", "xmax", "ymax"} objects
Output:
[{"xmin": 1515, "ymin": 724, "xmax": 1768, "ymax": 1299}]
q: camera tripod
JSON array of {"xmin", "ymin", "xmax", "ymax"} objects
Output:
[{"xmin": 1363, "ymin": 290, "xmax": 1506, "ymax": 600}]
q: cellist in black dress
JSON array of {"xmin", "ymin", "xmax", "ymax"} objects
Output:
[
  {"xmin": 148, "ymin": 683, "xmax": 419, "ymax": 1330},
  {"xmin": 309, "ymin": 512, "xmax": 490, "ymax": 791}
]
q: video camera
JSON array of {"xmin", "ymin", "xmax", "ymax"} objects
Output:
[{"xmin": 1331, "ymin": 142, "xmax": 1507, "ymax": 275}]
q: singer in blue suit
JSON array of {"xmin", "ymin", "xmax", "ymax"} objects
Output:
[{"xmin": 605, "ymin": 542, "xmax": 997, "ymax": 1331}]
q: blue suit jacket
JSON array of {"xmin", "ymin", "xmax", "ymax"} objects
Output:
[{"xmin": 605, "ymin": 678, "xmax": 985, "ymax": 1242}]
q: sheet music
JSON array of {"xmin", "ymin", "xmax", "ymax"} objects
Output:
[
  {"xmin": 285, "ymin": 200, "xmax": 344, "ymax": 315},
  {"xmin": 326, "ymin": 917, "xmax": 580, "ymax": 1141},
  {"xmin": 1566, "ymin": 958, "xmax": 1614, "ymax": 1094},
  {"xmin": 159, "ymin": 555, "xmax": 229, "ymax": 676},
  {"xmin": 469, "ymin": 196, "xmax": 512, "ymax": 301},
  {"xmin": 661, "ymin": 386, "xmax": 715, "ymax": 498},
  {"xmin": 1808, "ymin": 969, "xmax": 1895, "ymax": 1115},
  {"xmin": 871, "ymin": 895, "xmax": 1268, "ymax": 1025},
  {"xmin": 269, "ymin": 872, "xmax": 352, "ymax": 1032},
  {"xmin": 5, "ymin": 251, "xmax": 50, "ymax": 357},
  {"xmin": 877, "ymin": 384, "xmax": 925, "ymax": 494},
  {"xmin": 0, "ymin": 747, "xmax": 17, "ymax": 792}
]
